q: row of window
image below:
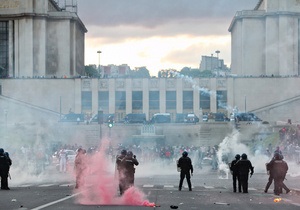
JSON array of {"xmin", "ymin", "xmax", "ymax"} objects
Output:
[
  {"xmin": 81, "ymin": 90, "xmax": 227, "ymax": 112},
  {"xmin": 0, "ymin": 21, "xmax": 8, "ymax": 77}
]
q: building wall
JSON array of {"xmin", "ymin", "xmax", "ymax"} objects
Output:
[
  {"xmin": 229, "ymin": 2, "xmax": 300, "ymax": 76},
  {"xmin": 1, "ymin": 77, "xmax": 300, "ymax": 123},
  {"xmin": 0, "ymin": 0, "xmax": 86, "ymax": 78}
]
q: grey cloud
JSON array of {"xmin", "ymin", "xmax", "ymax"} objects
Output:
[{"xmin": 77, "ymin": 0, "xmax": 258, "ymax": 28}]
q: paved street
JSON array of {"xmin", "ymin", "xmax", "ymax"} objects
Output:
[{"xmin": 1, "ymin": 166, "xmax": 300, "ymax": 210}]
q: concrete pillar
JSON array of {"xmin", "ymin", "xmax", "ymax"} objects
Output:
[{"xmin": 142, "ymin": 78, "xmax": 149, "ymax": 120}]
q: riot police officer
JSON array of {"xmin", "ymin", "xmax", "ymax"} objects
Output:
[
  {"xmin": 0, "ymin": 148, "xmax": 10, "ymax": 190},
  {"xmin": 268, "ymin": 153, "xmax": 289, "ymax": 195},
  {"xmin": 116, "ymin": 149, "xmax": 127, "ymax": 195},
  {"xmin": 177, "ymin": 151, "xmax": 194, "ymax": 191},
  {"xmin": 235, "ymin": 153, "xmax": 254, "ymax": 193},
  {"xmin": 121, "ymin": 151, "xmax": 139, "ymax": 193},
  {"xmin": 230, "ymin": 154, "xmax": 241, "ymax": 193}
]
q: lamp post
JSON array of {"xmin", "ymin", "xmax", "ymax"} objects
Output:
[
  {"xmin": 4, "ymin": 109, "xmax": 7, "ymax": 130},
  {"xmin": 97, "ymin": 50, "xmax": 102, "ymax": 77},
  {"xmin": 215, "ymin": 50, "xmax": 220, "ymax": 77}
]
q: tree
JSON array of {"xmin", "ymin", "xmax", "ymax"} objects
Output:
[
  {"xmin": 85, "ymin": 65, "xmax": 100, "ymax": 78},
  {"xmin": 130, "ymin": 67, "xmax": 150, "ymax": 78}
]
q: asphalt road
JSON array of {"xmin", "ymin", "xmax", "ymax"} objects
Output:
[{"xmin": 1, "ymin": 167, "xmax": 300, "ymax": 210}]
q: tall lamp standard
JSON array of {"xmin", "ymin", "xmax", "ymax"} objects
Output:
[
  {"xmin": 215, "ymin": 50, "xmax": 220, "ymax": 77},
  {"xmin": 97, "ymin": 50, "xmax": 102, "ymax": 77}
]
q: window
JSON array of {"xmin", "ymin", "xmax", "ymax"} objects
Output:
[
  {"xmin": 115, "ymin": 91, "xmax": 126, "ymax": 110},
  {"xmin": 183, "ymin": 91, "xmax": 193, "ymax": 109},
  {"xmin": 200, "ymin": 91, "xmax": 210, "ymax": 109},
  {"xmin": 149, "ymin": 91, "xmax": 159, "ymax": 109},
  {"xmin": 217, "ymin": 90, "xmax": 227, "ymax": 109},
  {"xmin": 132, "ymin": 91, "xmax": 143, "ymax": 110},
  {"xmin": 98, "ymin": 91, "xmax": 109, "ymax": 112},
  {"xmin": 166, "ymin": 91, "xmax": 176, "ymax": 109},
  {"xmin": 82, "ymin": 91, "xmax": 92, "ymax": 112},
  {"xmin": 0, "ymin": 21, "xmax": 8, "ymax": 78}
]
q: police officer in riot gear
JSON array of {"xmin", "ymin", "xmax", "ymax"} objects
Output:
[
  {"xmin": 267, "ymin": 153, "xmax": 290, "ymax": 195},
  {"xmin": 235, "ymin": 153, "xmax": 254, "ymax": 193},
  {"xmin": 230, "ymin": 154, "xmax": 241, "ymax": 193},
  {"xmin": 0, "ymin": 148, "xmax": 10, "ymax": 190},
  {"xmin": 121, "ymin": 150, "xmax": 139, "ymax": 193},
  {"xmin": 116, "ymin": 149, "xmax": 127, "ymax": 195},
  {"xmin": 177, "ymin": 151, "xmax": 194, "ymax": 191}
]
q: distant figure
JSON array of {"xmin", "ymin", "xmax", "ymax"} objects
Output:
[
  {"xmin": 230, "ymin": 154, "xmax": 241, "ymax": 193},
  {"xmin": 115, "ymin": 149, "xmax": 127, "ymax": 195},
  {"xmin": 267, "ymin": 153, "xmax": 290, "ymax": 195},
  {"xmin": 74, "ymin": 148, "xmax": 87, "ymax": 189},
  {"xmin": 177, "ymin": 151, "xmax": 194, "ymax": 191},
  {"xmin": 121, "ymin": 151, "xmax": 139, "ymax": 193},
  {"xmin": 0, "ymin": 148, "xmax": 10, "ymax": 190},
  {"xmin": 235, "ymin": 153, "xmax": 254, "ymax": 193},
  {"xmin": 59, "ymin": 149, "xmax": 68, "ymax": 173}
]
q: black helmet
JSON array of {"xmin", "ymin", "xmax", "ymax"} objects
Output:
[
  {"xmin": 127, "ymin": 151, "xmax": 133, "ymax": 157},
  {"xmin": 235, "ymin": 154, "xmax": 240, "ymax": 160},
  {"xmin": 0, "ymin": 148, "xmax": 4, "ymax": 154},
  {"xmin": 241, "ymin": 153, "xmax": 247, "ymax": 159},
  {"xmin": 121, "ymin": 149, "xmax": 127, "ymax": 155},
  {"xmin": 274, "ymin": 152, "xmax": 281, "ymax": 160},
  {"xmin": 182, "ymin": 151, "xmax": 188, "ymax": 157}
]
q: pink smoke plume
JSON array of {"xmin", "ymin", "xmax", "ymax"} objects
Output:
[{"xmin": 73, "ymin": 138, "xmax": 155, "ymax": 207}]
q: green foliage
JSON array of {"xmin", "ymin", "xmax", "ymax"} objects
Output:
[
  {"xmin": 85, "ymin": 65, "xmax": 100, "ymax": 78},
  {"xmin": 130, "ymin": 67, "xmax": 151, "ymax": 78}
]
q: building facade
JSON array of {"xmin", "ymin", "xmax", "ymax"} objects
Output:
[
  {"xmin": 229, "ymin": 0, "xmax": 300, "ymax": 76},
  {"xmin": 0, "ymin": 0, "xmax": 87, "ymax": 78}
]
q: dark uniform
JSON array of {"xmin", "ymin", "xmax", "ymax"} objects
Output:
[
  {"xmin": 121, "ymin": 151, "xmax": 139, "ymax": 193},
  {"xmin": 177, "ymin": 151, "xmax": 194, "ymax": 191},
  {"xmin": 116, "ymin": 149, "xmax": 127, "ymax": 195},
  {"xmin": 0, "ymin": 148, "xmax": 10, "ymax": 190},
  {"xmin": 268, "ymin": 153, "xmax": 289, "ymax": 195},
  {"xmin": 235, "ymin": 153, "xmax": 254, "ymax": 193},
  {"xmin": 230, "ymin": 154, "xmax": 241, "ymax": 193},
  {"xmin": 265, "ymin": 154, "xmax": 289, "ymax": 194}
]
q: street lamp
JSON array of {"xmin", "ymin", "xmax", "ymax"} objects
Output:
[
  {"xmin": 215, "ymin": 50, "xmax": 220, "ymax": 76},
  {"xmin": 97, "ymin": 50, "xmax": 102, "ymax": 77},
  {"xmin": 4, "ymin": 109, "xmax": 7, "ymax": 129}
]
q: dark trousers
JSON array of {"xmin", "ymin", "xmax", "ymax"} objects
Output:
[
  {"xmin": 179, "ymin": 171, "xmax": 192, "ymax": 190},
  {"xmin": 239, "ymin": 174, "xmax": 249, "ymax": 193},
  {"xmin": 232, "ymin": 173, "xmax": 241, "ymax": 192},
  {"xmin": 265, "ymin": 174, "xmax": 289, "ymax": 194},
  {"xmin": 274, "ymin": 176, "xmax": 289, "ymax": 195},
  {"xmin": 0, "ymin": 171, "xmax": 8, "ymax": 189}
]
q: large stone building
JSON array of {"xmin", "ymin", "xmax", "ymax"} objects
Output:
[
  {"xmin": 0, "ymin": 0, "xmax": 87, "ymax": 78},
  {"xmin": 229, "ymin": 0, "xmax": 300, "ymax": 76},
  {"xmin": 1, "ymin": 0, "xmax": 300, "ymax": 125}
]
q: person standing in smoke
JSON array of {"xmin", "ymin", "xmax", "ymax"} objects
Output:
[
  {"xmin": 121, "ymin": 151, "xmax": 139, "ymax": 193},
  {"xmin": 267, "ymin": 153, "xmax": 290, "ymax": 195},
  {"xmin": 74, "ymin": 148, "xmax": 87, "ymax": 189},
  {"xmin": 115, "ymin": 149, "xmax": 127, "ymax": 195},
  {"xmin": 230, "ymin": 154, "xmax": 241, "ymax": 193},
  {"xmin": 0, "ymin": 148, "xmax": 10, "ymax": 190},
  {"xmin": 264, "ymin": 152, "xmax": 289, "ymax": 194},
  {"xmin": 177, "ymin": 151, "xmax": 193, "ymax": 191},
  {"xmin": 59, "ymin": 149, "xmax": 67, "ymax": 173},
  {"xmin": 234, "ymin": 153, "xmax": 254, "ymax": 193}
]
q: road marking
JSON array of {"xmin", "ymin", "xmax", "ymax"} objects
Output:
[
  {"xmin": 31, "ymin": 192, "xmax": 80, "ymax": 210},
  {"xmin": 204, "ymin": 186, "xmax": 214, "ymax": 189},
  {"xmin": 143, "ymin": 184, "xmax": 154, "ymax": 188},
  {"xmin": 164, "ymin": 185, "xmax": 174, "ymax": 188},
  {"xmin": 38, "ymin": 184, "xmax": 55, "ymax": 187},
  {"xmin": 59, "ymin": 184, "xmax": 74, "ymax": 187}
]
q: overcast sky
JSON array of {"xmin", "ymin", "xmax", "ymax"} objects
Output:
[{"xmin": 76, "ymin": 0, "xmax": 259, "ymax": 76}]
